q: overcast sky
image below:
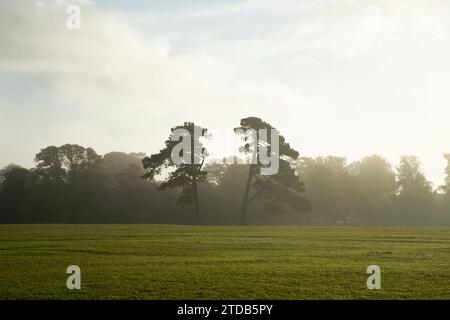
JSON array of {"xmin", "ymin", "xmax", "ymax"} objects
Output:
[{"xmin": 1, "ymin": 0, "xmax": 450, "ymax": 187}]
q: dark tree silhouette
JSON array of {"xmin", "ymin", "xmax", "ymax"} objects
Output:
[
  {"xmin": 142, "ymin": 122, "xmax": 208, "ymax": 224},
  {"xmin": 235, "ymin": 117, "xmax": 310, "ymax": 225},
  {"xmin": 34, "ymin": 144, "xmax": 103, "ymax": 221},
  {"xmin": 1, "ymin": 142, "xmax": 449, "ymax": 226},
  {"xmin": 35, "ymin": 146, "xmax": 65, "ymax": 183},
  {"xmin": 0, "ymin": 166, "xmax": 29, "ymax": 223}
]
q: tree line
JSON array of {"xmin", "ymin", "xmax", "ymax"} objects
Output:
[{"xmin": 1, "ymin": 117, "xmax": 449, "ymax": 226}]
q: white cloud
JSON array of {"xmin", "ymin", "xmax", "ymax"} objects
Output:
[{"xmin": 0, "ymin": 0, "xmax": 306, "ymax": 164}]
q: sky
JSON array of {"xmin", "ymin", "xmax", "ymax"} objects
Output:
[{"xmin": 0, "ymin": 0, "xmax": 450, "ymax": 187}]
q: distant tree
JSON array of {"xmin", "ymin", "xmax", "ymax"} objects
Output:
[
  {"xmin": 0, "ymin": 165, "xmax": 30, "ymax": 223},
  {"xmin": 203, "ymin": 157, "xmax": 243, "ymax": 187},
  {"xmin": 441, "ymin": 154, "xmax": 450, "ymax": 224},
  {"xmin": 396, "ymin": 156, "xmax": 435, "ymax": 226},
  {"xmin": 34, "ymin": 144, "xmax": 104, "ymax": 221},
  {"xmin": 0, "ymin": 164, "xmax": 22, "ymax": 184},
  {"xmin": 102, "ymin": 152, "xmax": 146, "ymax": 176},
  {"xmin": 3, "ymin": 141, "xmax": 448, "ymax": 226},
  {"xmin": 101, "ymin": 152, "xmax": 150, "ymax": 222},
  {"xmin": 142, "ymin": 122, "xmax": 208, "ymax": 224},
  {"xmin": 349, "ymin": 155, "xmax": 396, "ymax": 226},
  {"xmin": 235, "ymin": 117, "xmax": 310, "ymax": 225},
  {"xmin": 34, "ymin": 146, "xmax": 65, "ymax": 183},
  {"xmin": 443, "ymin": 154, "xmax": 450, "ymax": 195},
  {"xmin": 203, "ymin": 161, "xmax": 229, "ymax": 187},
  {"xmin": 296, "ymin": 156, "xmax": 354, "ymax": 225},
  {"xmin": 202, "ymin": 161, "xmax": 250, "ymax": 224}
]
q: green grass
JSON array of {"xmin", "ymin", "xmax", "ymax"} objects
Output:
[{"xmin": 1, "ymin": 224, "xmax": 450, "ymax": 299}]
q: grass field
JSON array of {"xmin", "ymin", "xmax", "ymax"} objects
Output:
[{"xmin": 1, "ymin": 224, "xmax": 450, "ymax": 299}]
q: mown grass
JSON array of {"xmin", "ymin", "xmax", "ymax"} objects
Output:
[{"xmin": 1, "ymin": 224, "xmax": 449, "ymax": 299}]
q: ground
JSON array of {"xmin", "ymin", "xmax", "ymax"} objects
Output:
[{"xmin": 0, "ymin": 224, "xmax": 449, "ymax": 299}]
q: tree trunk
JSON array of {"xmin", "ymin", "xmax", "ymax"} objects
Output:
[
  {"xmin": 193, "ymin": 180, "xmax": 200, "ymax": 225},
  {"xmin": 239, "ymin": 165, "xmax": 254, "ymax": 225}
]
